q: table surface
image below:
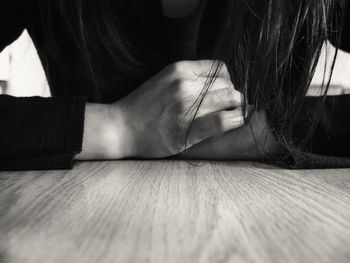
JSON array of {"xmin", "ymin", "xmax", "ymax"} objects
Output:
[{"xmin": 0, "ymin": 161, "xmax": 350, "ymax": 263}]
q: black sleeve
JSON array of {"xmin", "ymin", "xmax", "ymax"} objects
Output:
[
  {"xmin": 268, "ymin": 95, "xmax": 350, "ymax": 169},
  {"xmin": 0, "ymin": 0, "xmax": 28, "ymax": 52},
  {"xmin": 0, "ymin": 0, "xmax": 86, "ymax": 171}
]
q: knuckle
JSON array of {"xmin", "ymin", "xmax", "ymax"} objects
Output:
[
  {"xmin": 224, "ymin": 87, "xmax": 242, "ymax": 104},
  {"xmin": 164, "ymin": 63, "xmax": 176, "ymax": 74},
  {"xmin": 230, "ymin": 89, "xmax": 241, "ymax": 104},
  {"xmin": 218, "ymin": 62, "xmax": 231, "ymax": 79},
  {"xmin": 234, "ymin": 90, "xmax": 244, "ymax": 104},
  {"xmin": 169, "ymin": 61, "xmax": 186, "ymax": 74},
  {"xmin": 219, "ymin": 61, "xmax": 228, "ymax": 71},
  {"xmin": 171, "ymin": 79, "xmax": 195, "ymax": 99},
  {"xmin": 172, "ymin": 62, "xmax": 182, "ymax": 72},
  {"xmin": 212, "ymin": 88, "xmax": 235, "ymax": 105}
]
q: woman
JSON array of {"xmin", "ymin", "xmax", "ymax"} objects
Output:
[{"xmin": 0, "ymin": 0, "xmax": 349, "ymax": 170}]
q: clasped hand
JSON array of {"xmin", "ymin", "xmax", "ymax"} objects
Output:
[{"xmin": 102, "ymin": 60, "xmax": 281, "ymax": 160}]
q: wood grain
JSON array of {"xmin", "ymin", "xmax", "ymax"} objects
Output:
[{"xmin": 0, "ymin": 161, "xmax": 350, "ymax": 263}]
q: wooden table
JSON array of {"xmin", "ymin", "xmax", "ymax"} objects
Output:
[{"xmin": 0, "ymin": 161, "xmax": 350, "ymax": 263}]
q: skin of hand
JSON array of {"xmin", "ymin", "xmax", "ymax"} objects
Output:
[
  {"xmin": 178, "ymin": 109, "xmax": 283, "ymax": 160},
  {"xmin": 77, "ymin": 60, "xmax": 245, "ymax": 160}
]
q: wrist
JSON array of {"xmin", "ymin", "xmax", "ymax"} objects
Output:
[{"xmin": 75, "ymin": 102, "xmax": 129, "ymax": 160}]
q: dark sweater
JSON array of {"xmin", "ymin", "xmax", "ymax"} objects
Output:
[{"xmin": 0, "ymin": 0, "xmax": 350, "ymax": 170}]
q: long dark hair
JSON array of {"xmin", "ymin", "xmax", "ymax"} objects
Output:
[{"xmin": 38, "ymin": 0, "xmax": 346, "ymax": 159}]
